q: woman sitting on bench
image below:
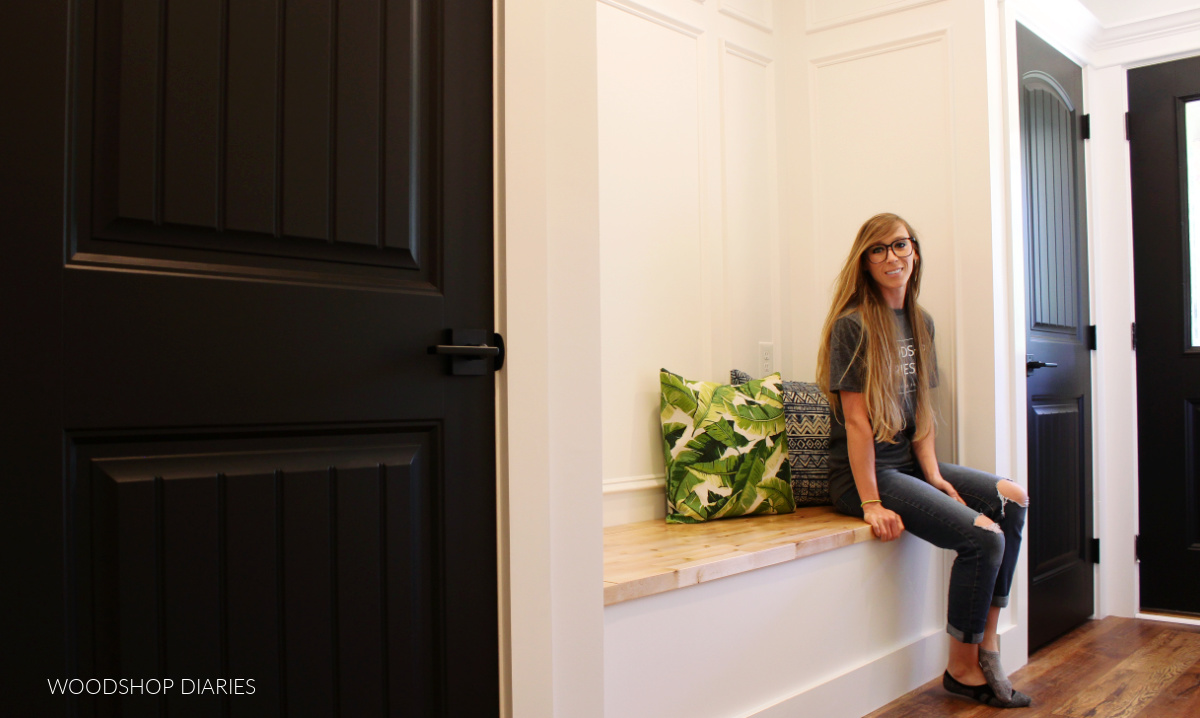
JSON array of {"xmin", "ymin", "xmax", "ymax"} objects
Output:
[{"xmin": 816, "ymin": 212, "xmax": 1032, "ymax": 709}]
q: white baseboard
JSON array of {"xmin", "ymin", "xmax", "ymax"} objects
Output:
[
  {"xmin": 1136, "ymin": 611, "xmax": 1200, "ymax": 627},
  {"xmin": 740, "ymin": 630, "xmax": 948, "ymax": 718},
  {"xmin": 602, "ymin": 475, "xmax": 665, "ymax": 526}
]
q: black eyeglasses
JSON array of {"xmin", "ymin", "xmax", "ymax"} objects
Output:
[{"xmin": 865, "ymin": 238, "xmax": 916, "ymax": 264}]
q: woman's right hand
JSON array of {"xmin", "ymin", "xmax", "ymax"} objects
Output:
[{"xmin": 863, "ymin": 502, "xmax": 905, "ymax": 541}]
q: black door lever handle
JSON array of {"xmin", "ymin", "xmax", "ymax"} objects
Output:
[
  {"xmin": 429, "ymin": 330, "xmax": 505, "ymax": 375},
  {"xmin": 431, "ymin": 344, "xmax": 499, "ymax": 357},
  {"xmin": 1025, "ymin": 360, "xmax": 1058, "ymax": 376}
]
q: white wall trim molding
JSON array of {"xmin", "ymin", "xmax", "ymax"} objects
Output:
[
  {"xmin": 503, "ymin": 0, "xmax": 603, "ymax": 715},
  {"xmin": 804, "ymin": 0, "xmax": 944, "ymax": 35},
  {"xmin": 723, "ymin": 39, "xmax": 774, "ymax": 66},
  {"xmin": 1000, "ymin": 0, "xmax": 1200, "ymax": 70},
  {"xmin": 602, "ymin": 480, "xmax": 666, "ymax": 526},
  {"xmin": 719, "ymin": 0, "xmax": 774, "ymax": 34},
  {"xmin": 602, "ymin": 474, "xmax": 666, "ymax": 494},
  {"xmin": 809, "ymin": 28, "xmax": 948, "ymax": 68},
  {"xmin": 745, "ymin": 621, "xmax": 1016, "ymax": 718},
  {"xmin": 1136, "ymin": 612, "xmax": 1200, "ymax": 627},
  {"xmin": 1090, "ymin": 6, "xmax": 1200, "ymax": 69},
  {"xmin": 597, "ymin": 0, "xmax": 706, "ymax": 39},
  {"xmin": 1095, "ymin": 7, "xmax": 1200, "ymax": 50},
  {"xmin": 742, "ymin": 629, "xmax": 950, "ymax": 718}
]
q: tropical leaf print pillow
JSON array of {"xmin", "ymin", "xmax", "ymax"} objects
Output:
[
  {"xmin": 731, "ymin": 369, "xmax": 832, "ymax": 507},
  {"xmin": 660, "ymin": 369, "xmax": 795, "ymax": 524}
]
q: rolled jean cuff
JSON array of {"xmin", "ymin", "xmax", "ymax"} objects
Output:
[
  {"xmin": 946, "ymin": 622, "xmax": 985, "ymax": 645},
  {"xmin": 992, "ymin": 594, "xmax": 1010, "ymax": 608}
]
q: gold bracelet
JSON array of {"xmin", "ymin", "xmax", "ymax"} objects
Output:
[{"xmin": 860, "ymin": 499, "xmax": 882, "ymax": 507}]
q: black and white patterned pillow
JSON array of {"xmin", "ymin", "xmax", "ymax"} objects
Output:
[{"xmin": 731, "ymin": 369, "xmax": 832, "ymax": 506}]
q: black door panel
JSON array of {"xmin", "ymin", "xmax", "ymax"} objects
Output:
[
  {"xmin": 1130, "ymin": 54, "xmax": 1200, "ymax": 616},
  {"xmin": 61, "ymin": 270, "xmax": 445, "ymax": 427},
  {"xmin": 1018, "ymin": 23, "xmax": 1095, "ymax": 651},
  {"xmin": 72, "ymin": 431, "xmax": 438, "ymax": 717},
  {"xmin": 3, "ymin": 1, "xmax": 497, "ymax": 714}
]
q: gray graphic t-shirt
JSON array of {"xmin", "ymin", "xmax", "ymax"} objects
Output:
[{"xmin": 826, "ymin": 308, "xmax": 936, "ymax": 506}]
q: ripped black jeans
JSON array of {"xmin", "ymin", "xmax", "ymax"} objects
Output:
[{"xmin": 833, "ymin": 462, "xmax": 1028, "ymax": 644}]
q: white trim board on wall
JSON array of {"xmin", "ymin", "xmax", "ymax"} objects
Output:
[
  {"xmin": 804, "ymin": 0, "xmax": 944, "ymax": 34},
  {"xmin": 501, "ymin": 0, "xmax": 604, "ymax": 716},
  {"xmin": 721, "ymin": 0, "xmax": 774, "ymax": 33},
  {"xmin": 598, "ymin": 0, "xmax": 706, "ymax": 38}
]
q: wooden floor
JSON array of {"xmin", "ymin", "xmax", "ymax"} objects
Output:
[{"xmin": 865, "ymin": 617, "xmax": 1200, "ymax": 718}]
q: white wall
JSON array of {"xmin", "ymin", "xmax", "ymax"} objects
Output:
[
  {"xmin": 599, "ymin": 1, "xmax": 1020, "ymax": 716},
  {"xmin": 797, "ymin": 0, "xmax": 993, "ymax": 472},
  {"xmin": 598, "ymin": 0, "xmax": 1008, "ymax": 526},
  {"xmin": 598, "ymin": 0, "xmax": 784, "ymax": 526},
  {"xmin": 606, "ymin": 537, "xmax": 948, "ymax": 718}
]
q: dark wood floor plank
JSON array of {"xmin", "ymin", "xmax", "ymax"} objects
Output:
[
  {"xmin": 1055, "ymin": 630, "xmax": 1200, "ymax": 718},
  {"xmin": 1004, "ymin": 618, "xmax": 1147, "ymax": 717},
  {"xmin": 1015, "ymin": 617, "xmax": 1135, "ymax": 693},
  {"xmin": 864, "ymin": 617, "xmax": 1200, "ymax": 718},
  {"xmin": 1134, "ymin": 655, "xmax": 1200, "ymax": 718}
]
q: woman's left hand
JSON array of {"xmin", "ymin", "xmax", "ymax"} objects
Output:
[{"xmin": 929, "ymin": 474, "xmax": 967, "ymax": 506}]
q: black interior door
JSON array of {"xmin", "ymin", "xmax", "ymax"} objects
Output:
[
  {"xmin": 1129, "ymin": 55, "xmax": 1200, "ymax": 617},
  {"xmin": 1017, "ymin": 23, "xmax": 1096, "ymax": 652},
  {"xmin": 2, "ymin": 1, "xmax": 498, "ymax": 715}
]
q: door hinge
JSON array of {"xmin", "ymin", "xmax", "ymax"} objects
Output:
[
  {"xmin": 1135, "ymin": 534, "xmax": 1141, "ymax": 562},
  {"xmin": 1090, "ymin": 537, "xmax": 1100, "ymax": 564},
  {"xmin": 1086, "ymin": 325, "xmax": 1097, "ymax": 350},
  {"xmin": 1125, "ymin": 112, "xmax": 1131, "ymax": 140},
  {"xmin": 1132, "ymin": 322, "xmax": 1138, "ymax": 350},
  {"xmin": 1081, "ymin": 114, "xmax": 1091, "ymax": 140}
]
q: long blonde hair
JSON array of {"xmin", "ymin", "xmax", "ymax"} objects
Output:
[{"xmin": 815, "ymin": 213, "xmax": 935, "ymax": 443}]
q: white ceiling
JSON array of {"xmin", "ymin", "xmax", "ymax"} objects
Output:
[{"xmin": 1077, "ymin": 0, "xmax": 1200, "ymax": 26}]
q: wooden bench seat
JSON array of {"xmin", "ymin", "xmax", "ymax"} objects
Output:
[{"xmin": 603, "ymin": 506, "xmax": 875, "ymax": 605}]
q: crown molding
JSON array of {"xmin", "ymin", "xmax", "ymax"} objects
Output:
[{"xmin": 1094, "ymin": 7, "xmax": 1200, "ymax": 50}]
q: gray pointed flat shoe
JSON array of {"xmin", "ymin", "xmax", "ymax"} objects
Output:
[
  {"xmin": 943, "ymin": 671, "xmax": 1033, "ymax": 709},
  {"xmin": 979, "ymin": 648, "xmax": 1013, "ymax": 702},
  {"xmin": 978, "ymin": 649, "xmax": 1032, "ymax": 707}
]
